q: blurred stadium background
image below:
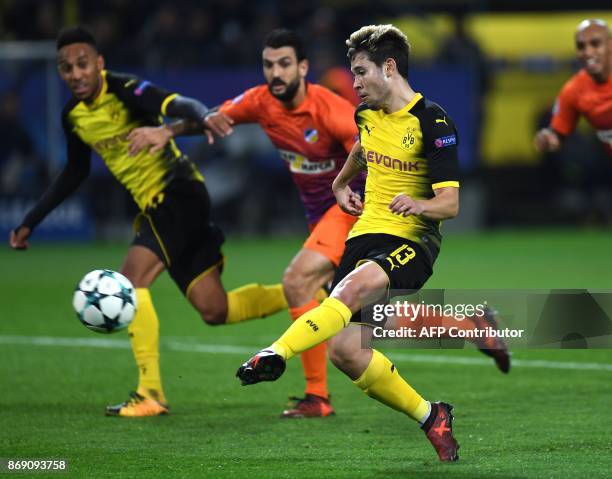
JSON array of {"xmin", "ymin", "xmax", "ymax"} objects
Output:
[{"xmin": 1, "ymin": 0, "xmax": 611, "ymax": 240}]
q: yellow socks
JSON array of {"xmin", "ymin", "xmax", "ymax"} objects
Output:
[
  {"xmin": 129, "ymin": 288, "xmax": 166, "ymax": 404},
  {"xmin": 353, "ymin": 349, "xmax": 429, "ymax": 422},
  {"xmin": 225, "ymin": 283, "xmax": 288, "ymax": 324},
  {"xmin": 272, "ymin": 297, "xmax": 352, "ymax": 360}
]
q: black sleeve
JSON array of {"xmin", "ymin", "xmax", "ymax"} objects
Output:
[
  {"xmin": 418, "ymin": 101, "xmax": 460, "ymax": 186},
  {"xmin": 19, "ymin": 108, "xmax": 91, "ymax": 230},
  {"xmin": 107, "ymin": 71, "xmax": 208, "ymax": 122},
  {"xmin": 15, "ymin": 124, "xmax": 35, "ymax": 156},
  {"xmin": 164, "ymin": 96, "xmax": 209, "ymax": 123}
]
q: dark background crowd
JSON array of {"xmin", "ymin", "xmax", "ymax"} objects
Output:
[{"xmin": 0, "ymin": 0, "xmax": 610, "ymax": 239}]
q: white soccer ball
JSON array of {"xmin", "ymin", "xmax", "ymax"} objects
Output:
[{"xmin": 73, "ymin": 269, "xmax": 137, "ymax": 333}]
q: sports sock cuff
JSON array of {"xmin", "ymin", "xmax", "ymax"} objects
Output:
[
  {"xmin": 270, "ymin": 342, "xmax": 289, "ymax": 360},
  {"xmin": 289, "ymin": 299, "xmax": 320, "ymax": 321},
  {"xmin": 136, "ymin": 288, "xmax": 151, "ymax": 304},
  {"xmin": 421, "ymin": 402, "xmax": 438, "ymax": 431},
  {"xmin": 353, "ymin": 349, "xmax": 386, "ymax": 390},
  {"xmin": 321, "ymin": 297, "xmax": 353, "ymax": 327},
  {"xmin": 418, "ymin": 401, "xmax": 432, "ymax": 426}
]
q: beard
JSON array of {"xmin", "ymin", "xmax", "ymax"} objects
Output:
[{"xmin": 268, "ymin": 76, "xmax": 301, "ymax": 102}]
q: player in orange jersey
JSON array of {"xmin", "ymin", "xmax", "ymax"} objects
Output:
[
  {"xmin": 320, "ymin": 66, "xmax": 361, "ymax": 106},
  {"xmin": 535, "ymin": 19, "xmax": 612, "ymax": 155}
]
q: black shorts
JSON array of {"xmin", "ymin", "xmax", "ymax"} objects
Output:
[
  {"xmin": 331, "ymin": 233, "xmax": 438, "ymax": 325},
  {"xmin": 132, "ymin": 179, "xmax": 225, "ymax": 295}
]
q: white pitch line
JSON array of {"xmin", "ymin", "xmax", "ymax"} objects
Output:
[{"xmin": 1, "ymin": 335, "xmax": 611, "ymax": 372}]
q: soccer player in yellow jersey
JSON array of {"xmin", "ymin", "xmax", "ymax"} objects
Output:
[
  {"xmin": 237, "ymin": 25, "xmax": 461, "ymax": 461},
  {"xmin": 9, "ymin": 26, "xmax": 288, "ymax": 417}
]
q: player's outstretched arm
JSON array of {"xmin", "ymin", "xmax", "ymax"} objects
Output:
[
  {"xmin": 332, "ymin": 141, "xmax": 365, "ymax": 216},
  {"xmin": 164, "ymin": 98, "xmax": 234, "ymax": 141},
  {"xmin": 118, "ymin": 77, "xmax": 233, "ymax": 153},
  {"xmin": 128, "ymin": 110, "xmax": 235, "ymax": 156},
  {"xmin": 534, "ymin": 127, "xmax": 562, "ymax": 153},
  {"xmin": 128, "ymin": 125, "xmax": 175, "ymax": 156},
  {"xmin": 9, "ymin": 146, "xmax": 91, "ymax": 250}
]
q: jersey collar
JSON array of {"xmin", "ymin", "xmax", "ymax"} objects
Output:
[
  {"xmin": 85, "ymin": 70, "xmax": 108, "ymax": 107},
  {"xmin": 292, "ymin": 81, "xmax": 313, "ymax": 113},
  {"xmin": 387, "ymin": 92, "xmax": 423, "ymax": 117}
]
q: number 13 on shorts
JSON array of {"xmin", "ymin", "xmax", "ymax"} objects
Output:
[{"xmin": 385, "ymin": 244, "xmax": 416, "ymax": 271}]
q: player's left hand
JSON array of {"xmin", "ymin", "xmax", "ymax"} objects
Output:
[
  {"xmin": 334, "ymin": 185, "xmax": 363, "ymax": 216},
  {"xmin": 389, "ymin": 193, "xmax": 425, "ymax": 217},
  {"xmin": 128, "ymin": 126, "xmax": 172, "ymax": 156},
  {"xmin": 9, "ymin": 225, "xmax": 31, "ymax": 250}
]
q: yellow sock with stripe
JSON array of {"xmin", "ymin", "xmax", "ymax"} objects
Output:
[
  {"xmin": 225, "ymin": 283, "xmax": 288, "ymax": 324},
  {"xmin": 129, "ymin": 288, "xmax": 166, "ymax": 404},
  {"xmin": 272, "ymin": 297, "xmax": 352, "ymax": 360},
  {"xmin": 353, "ymin": 349, "xmax": 429, "ymax": 422}
]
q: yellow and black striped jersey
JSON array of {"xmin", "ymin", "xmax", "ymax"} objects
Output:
[
  {"xmin": 349, "ymin": 93, "xmax": 460, "ymax": 247},
  {"xmin": 62, "ymin": 70, "xmax": 203, "ymax": 210}
]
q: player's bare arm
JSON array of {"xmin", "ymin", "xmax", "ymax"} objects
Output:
[
  {"xmin": 332, "ymin": 141, "xmax": 365, "ymax": 216},
  {"xmin": 534, "ymin": 127, "xmax": 562, "ymax": 153},
  {"xmin": 9, "ymin": 138, "xmax": 91, "ymax": 251},
  {"xmin": 128, "ymin": 110, "xmax": 235, "ymax": 156},
  {"xmin": 127, "ymin": 125, "xmax": 174, "ymax": 156},
  {"xmin": 389, "ymin": 186, "xmax": 459, "ymax": 220}
]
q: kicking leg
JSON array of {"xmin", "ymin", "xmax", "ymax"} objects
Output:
[
  {"xmin": 236, "ymin": 260, "xmax": 389, "ymax": 384},
  {"xmin": 237, "ymin": 257, "xmax": 459, "ymax": 461}
]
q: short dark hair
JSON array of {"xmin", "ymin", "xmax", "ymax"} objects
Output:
[
  {"xmin": 346, "ymin": 25, "xmax": 410, "ymax": 80},
  {"xmin": 263, "ymin": 28, "xmax": 306, "ymax": 62},
  {"xmin": 56, "ymin": 26, "xmax": 97, "ymax": 51}
]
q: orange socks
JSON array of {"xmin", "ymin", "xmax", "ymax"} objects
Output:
[{"xmin": 289, "ymin": 299, "xmax": 328, "ymax": 399}]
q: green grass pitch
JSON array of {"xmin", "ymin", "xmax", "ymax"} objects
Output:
[{"xmin": 1, "ymin": 229, "xmax": 611, "ymax": 478}]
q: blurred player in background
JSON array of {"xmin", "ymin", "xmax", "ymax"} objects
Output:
[
  {"xmin": 8, "ymin": 26, "xmax": 288, "ymax": 417},
  {"xmin": 237, "ymin": 25, "xmax": 462, "ymax": 461},
  {"xmin": 129, "ymin": 28, "xmax": 364, "ymax": 418},
  {"xmin": 534, "ymin": 19, "xmax": 612, "ymax": 155},
  {"xmin": 320, "ymin": 66, "xmax": 361, "ymax": 106}
]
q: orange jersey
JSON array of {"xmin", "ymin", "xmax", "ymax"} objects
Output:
[
  {"xmin": 219, "ymin": 83, "xmax": 363, "ymax": 223},
  {"xmin": 551, "ymin": 69, "xmax": 612, "ymax": 153}
]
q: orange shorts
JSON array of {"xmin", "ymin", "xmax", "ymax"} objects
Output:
[{"xmin": 303, "ymin": 204, "xmax": 358, "ymax": 267}]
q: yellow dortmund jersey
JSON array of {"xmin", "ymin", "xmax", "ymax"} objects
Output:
[
  {"xmin": 62, "ymin": 70, "xmax": 203, "ymax": 210},
  {"xmin": 349, "ymin": 93, "xmax": 460, "ymax": 247}
]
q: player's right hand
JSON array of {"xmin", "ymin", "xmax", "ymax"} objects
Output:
[
  {"xmin": 128, "ymin": 126, "xmax": 172, "ymax": 157},
  {"xmin": 9, "ymin": 226, "xmax": 31, "ymax": 250},
  {"xmin": 334, "ymin": 186, "xmax": 363, "ymax": 216},
  {"xmin": 534, "ymin": 128, "xmax": 561, "ymax": 153},
  {"xmin": 203, "ymin": 112, "xmax": 234, "ymax": 144}
]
